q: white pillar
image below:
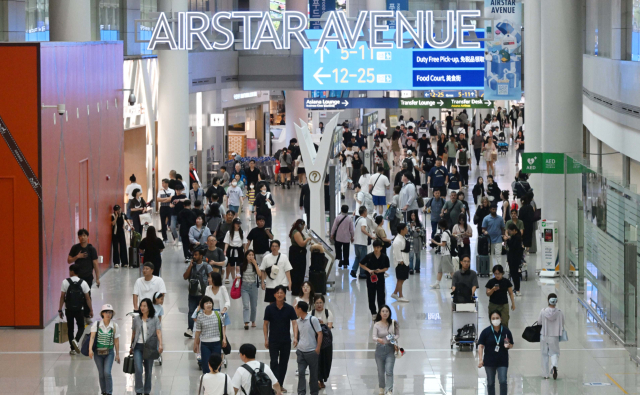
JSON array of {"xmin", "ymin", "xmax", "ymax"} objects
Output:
[
  {"xmin": 285, "ymin": 90, "xmax": 308, "ymax": 143},
  {"xmin": 157, "ymin": 0, "xmax": 190, "ymax": 184},
  {"xmin": 540, "ymin": 0, "xmax": 583, "ymax": 270},
  {"xmin": 524, "ymin": 0, "xmax": 542, "ymax": 197},
  {"xmin": 49, "ymin": 0, "xmax": 92, "ymax": 41}
]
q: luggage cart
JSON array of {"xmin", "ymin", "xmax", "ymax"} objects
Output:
[{"xmin": 451, "ymin": 298, "xmax": 478, "ymax": 350}]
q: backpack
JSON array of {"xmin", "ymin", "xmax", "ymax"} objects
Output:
[
  {"xmin": 188, "ymin": 264, "xmax": 209, "ymax": 296},
  {"xmin": 444, "ymin": 230, "xmax": 458, "ymax": 257},
  {"xmin": 308, "ymin": 312, "xmax": 333, "ymax": 349},
  {"xmin": 452, "ymin": 282, "xmax": 473, "ymax": 303},
  {"xmin": 65, "ymin": 278, "xmax": 85, "ymax": 311},
  {"xmin": 457, "ymin": 150, "xmax": 467, "ymax": 165},
  {"xmin": 514, "ymin": 181, "xmax": 532, "ymax": 199},
  {"xmin": 241, "ymin": 362, "xmax": 273, "ymax": 395}
]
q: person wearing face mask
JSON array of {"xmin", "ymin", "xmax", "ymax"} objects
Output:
[
  {"xmin": 539, "ymin": 293, "xmax": 565, "ymax": 380},
  {"xmin": 226, "ymin": 179, "xmax": 245, "ymax": 215},
  {"xmin": 478, "ymin": 310, "xmax": 513, "ymax": 395},
  {"xmin": 254, "ymin": 184, "xmax": 275, "ymax": 229}
]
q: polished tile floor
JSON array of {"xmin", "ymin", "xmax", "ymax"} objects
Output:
[{"xmin": 2, "ymin": 140, "xmax": 639, "ymax": 394}]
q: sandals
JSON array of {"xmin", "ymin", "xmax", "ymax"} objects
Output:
[{"xmin": 244, "ymin": 324, "xmax": 249, "ymax": 330}]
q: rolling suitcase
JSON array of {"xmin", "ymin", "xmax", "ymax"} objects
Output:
[
  {"xmin": 128, "ymin": 246, "xmax": 140, "ymax": 268},
  {"xmin": 476, "ymin": 255, "xmax": 491, "ymax": 277},
  {"xmin": 477, "ymin": 234, "xmax": 490, "ymax": 256}
]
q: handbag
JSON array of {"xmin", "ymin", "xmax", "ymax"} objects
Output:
[
  {"xmin": 522, "ymin": 321, "xmax": 542, "ymax": 343},
  {"xmin": 140, "ymin": 320, "xmax": 160, "ymax": 360},
  {"xmin": 533, "ymin": 208, "xmax": 542, "ymax": 222},
  {"xmin": 230, "ymin": 277, "xmax": 242, "ymax": 299},
  {"xmin": 389, "ymin": 320, "xmax": 404, "ymax": 358},
  {"xmin": 559, "ymin": 329, "xmax": 568, "ymax": 342},
  {"xmin": 53, "ymin": 321, "xmax": 68, "ymax": 344},
  {"xmin": 139, "ymin": 212, "xmax": 152, "ymax": 225},
  {"xmin": 415, "ymin": 185, "xmax": 424, "ymax": 208},
  {"xmin": 222, "ymin": 336, "xmax": 232, "ymax": 355},
  {"xmin": 123, "ymin": 355, "xmax": 135, "ymax": 374},
  {"xmin": 97, "ymin": 324, "xmax": 116, "ymax": 356}
]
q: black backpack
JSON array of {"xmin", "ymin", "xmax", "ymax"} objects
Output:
[
  {"xmin": 452, "ymin": 282, "xmax": 473, "ymax": 303},
  {"xmin": 65, "ymin": 278, "xmax": 85, "ymax": 311},
  {"xmin": 444, "ymin": 230, "xmax": 458, "ymax": 257},
  {"xmin": 241, "ymin": 362, "xmax": 273, "ymax": 395},
  {"xmin": 311, "ymin": 310, "xmax": 334, "ymax": 349}
]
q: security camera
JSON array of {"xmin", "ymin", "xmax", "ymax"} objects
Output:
[
  {"xmin": 57, "ymin": 104, "xmax": 66, "ymax": 115},
  {"xmin": 128, "ymin": 93, "xmax": 136, "ymax": 106}
]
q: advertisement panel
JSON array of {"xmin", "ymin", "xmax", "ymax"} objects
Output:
[
  {"xmin": 309, "ymin": 0, "xmax": 335, "ymax": 29},
  {"xmin": 386, "ymin": 0, "xmax": 408, "ymax": 28},
  {"xmin": 483, "ymin": 0, "xmax": 522, "ymax": 100}
]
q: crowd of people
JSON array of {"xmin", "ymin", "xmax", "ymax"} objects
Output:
[{"xmin": 56, "ymin": 105, "xmax": 570, "ymax": 395}]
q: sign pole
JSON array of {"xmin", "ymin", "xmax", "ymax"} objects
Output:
[{"xmin": 294, "ymin": 114, "xmax": 340, "ymax": 240}]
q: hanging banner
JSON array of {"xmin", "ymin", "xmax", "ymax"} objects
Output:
[
  {"xmin": 309, "ymin": 0, "xmax": 335, "ymax": 29},
  {"xmin": 483, "ymin": 0, "xmax": 522, "ymax": 100},
  {"xmin": 386, "ymin": 0, "xmax": 408, "ymax": 28}
]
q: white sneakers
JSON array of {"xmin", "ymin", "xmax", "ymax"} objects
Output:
[
  {"xmin": 372, "ymin": 314, "xmax": 377, "ymax": 321},
  {"xmin": 71, "ymin": 339, "xmax": 80, "ymax": 353},
  {"xmin": 430, "ymin": 283, "xmax": 440, "ymax": 289},
  {"xmin": 390, "ymin": 293, "xmax": 399, "ymax": 300},
  {"xmin": 184, "ymin": 329, "xmax": 194, "ymax": 338},
  {"xmin": 397, "ymin": 298, "xmax": 409, "ymax": 303},
  {"xmin": 391, "ymin": 294, "xmax": 408, "ymax": 302},
  {"xmin": 114, "ymin": 264, "xmax": 120, "ymax": 268}
]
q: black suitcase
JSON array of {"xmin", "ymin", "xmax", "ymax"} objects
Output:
[
  {"xmin": 477, "ymin": 234, "xmax": 490, "ymax": 256},
  {"xmin": 476, "ymin": 255, "xmax": 491, "ymax": 277},
  {"xmin": 123, "ymin": 355, "xmax": 135, "ymax": 374},
  {"xmin": 128, "ymin": 247, "xmax": 140, "ymax": 268},
  {"xmin": 309, "ymin": 270, "xmax": 327, "ymax": 295}
]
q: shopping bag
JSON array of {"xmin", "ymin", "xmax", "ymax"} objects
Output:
[
  {"xmin": 559, "ymin": 329, "xmax": 568, "ymax": 342},
  {"xmin": 54, "ymin": 321, "xmax": 68, "ymax": 344}
]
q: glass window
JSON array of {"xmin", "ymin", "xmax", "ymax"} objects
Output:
[
  {"xmin": 25, "ymin": 0, "xmax": 49, "ymax": 41},
  {"xmin": 140, "ymin": 0, "xmax": 157, "ymax": 54},
  {"xmin": 633, "ymin": 0, "xmax": 640, "ymax": 61},
  {"xmin": 99, "ymin": 0, "xmax": 120, "ymax": 41}
]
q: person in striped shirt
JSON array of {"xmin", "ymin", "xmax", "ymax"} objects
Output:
[{"xmin": 88, "ymin": 304, "xmax": 121, "ymax": 395}]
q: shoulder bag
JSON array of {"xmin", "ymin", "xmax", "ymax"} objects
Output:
[
  {"xmin": 415, "ymin": 185, "xmax": 424, "ymax": 208},
  {"xmin": 522, "ymin": 321, "xmax": 542, "ymax": 343},
  {"xmin": 389, "ymin": 320, "xmax": 404, "ymax": 358},
  {"xmin": 97, "ymin": 323, "xmax": 115, "ymax": 356},
  {"xmin": 141, "ymin": 319, "xmax": 160, "ymax": 360},
  {"xmin": 369, "ymin": 174, "xmax": 382, "ymax": 193},
  {"xmin": 331, "ymin": 215, "xmax": 349, "ymax": 240}
]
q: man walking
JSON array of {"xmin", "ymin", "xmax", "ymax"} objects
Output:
[
  {"xmin": 232, "ymin": 343, "xmax": 282, "ymax": 395},
  {"xmin": 424, "ymin": 189, "xmax": 445, "ymax": 239},
  {"xmin": 427, "ymin": 157, "xmax": 449, "ymax": 196},
  {"xmin": 351, "ymin": 206, "xmax": 376, "ymax": 279},
  {"xmin": 132, "ymin": 262, "xmax": 167, "ymax": 310},
  {"xmin": 442, "ymin": 191, "xmax": 465, "ymax": 230},
  {"xmin": 359, "ymin": 240, "xmax": 390, "ymax": 320},
  {"xmin": 264, "ymin": 285, "xmax": 298, "ymax": 390},
  {"xmin": 451, "ymin": 255, "xmax": 479, "ymax": 301},
  {"xmin": 183, "ymin": 248, "xmax": 213, "ymax": 338},
  {"xmin": 67, "ymin": 229, "xmax": 99, "ymax": 324},
  {"xmin": 399, "ymin": 173, "xmax": 419, "ymax": 222},
  {"xmin": 471, "ymin": 129, "xmax": 484, "ymax": 166},
  {"xmin": 178, "ymin": 199, "xmax": 197, "ymax": 262},
  {"xmin": 246, "ymin": 216, "xmax": 274, "ymax": 266},
  {"xmin": 157, "ymin": 179, "xmax": 175, "ymax": 242},
  {"xmin": 58, "ymin": 264, "xmax": 93, "ymax": 354},
  {"xmin": 445, "ymin": 135, "xmax": 458, "ymax": 170},
  {"xmin": 482, "ymin": 204, "xmax": 506, "ymax": 268},
  {"xmin": 203, "ymin": 235, "xmax": 226, "ymax": 275},
  {"xmin": 330, "ymin": 205, "xmax": 354, "ymax": 269},
  {"xmin": 295, "ymin": 301, "xmax": 323, "ymax": 395}
]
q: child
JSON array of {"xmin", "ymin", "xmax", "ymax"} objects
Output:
[
  {"xmin": 247, "ymin": 183, "xmax": 256, "ymax": 213},
  {"xmin": 152, "ymin": 292, "xmax": 165, "ymax": 321}
]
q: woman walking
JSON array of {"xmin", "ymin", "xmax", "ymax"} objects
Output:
[
  {"xmin": 138, "ymin": 226, "xmax": 165, "ymax": 276},
  {"xmin": 190, "ymin": 215, "xmax": 212, "ymax": 251},
  {"xmin": 478, "ymin": 310, "xmax": 513, "ymax": 395},
  {"xmin": 289, "ymin": 219, "xmax": 312, "ymax": 296},
  {"xmin": 130, "ymin": 299, "xmax": 163, "ymax": 395},
  {"xmin": 539, "ymin": 293, "xmax": 565, "ymax": 380},
  {"xmin": 373, "ymin": 305, "xmax": 400, "ymax": 395},
  {"xmin": 483, "ymin": 139, "xmax": 498, "ymax": 177},
  {"xmin": 254, "ymin": 183, "xmax": 275, "ymax": 229},
  {"xmin": 223, "ymin": 218, "xmax": 247, "ymax": 284},
  {"xmin": 472, "ymin": 176, "xmax": 486, "ymax": 206},
  {"xmin": 375, "ymin": 215, "xmax": 392, "ymax": 255},
  {"xmin": 194, "ymin": 296, "xmax": 227, "ymax": 375},
  {"xmin": 503, "ymin": 223, "xmax": 524, "ymax": 296},
  {"xmin": 312, "ymin": 295, "xmax": 334, "ymax": 389},
  {"xmin": 452, "ymin": 214, "xmax": 473, "ymax": 259},
  {"xmin": 89, "ymin": 304, "xmax": 120, "ymax": 395},
  {"xmin": 474, "ymin": 197, "xmax": 491, "ymax": 237},
  {"xmin": 407, "ymin": 212, "xmax": 424, "ymax": 274},
  {"xmin": 240, "ymin": 250, "xmax": 261, "ymax": 330},
  {"xmin": 515, "ymin": 129, "xmax": 525, "ymax": 165},
  {"xmin": 518, "ymin": 193, "xmax": 536, "ymax": 254},
  {"xmin": 204, "ymin": 272, "xmax": 231, "ymax": 328},
  {"xmin": 294, "ymin": 281, "xmax": 315, "ymax": 310},
  {"xmin": 352, "ymin": 152, "xmax": 363, "ymax": 186},
  {"xmin": 201, "ymin": 354, "xmax": 234, "ymax": 394}
]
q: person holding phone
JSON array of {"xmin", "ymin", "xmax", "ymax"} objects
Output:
[
  {"xmin": 485, "ymin": 265, "xmax": 516, "ymax": 328},
  {"xmin": 359, "ymin": 240, "xmax": 391, "ymax": 320},
  {"xmin": 128, "ymin": 188, "xmax": 148, "ymax": 234},
  {"xmin": 67, "ymin": 228, "xmax": 100, "ymax": 324}
]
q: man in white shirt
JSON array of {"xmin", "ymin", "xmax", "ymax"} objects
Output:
[
  {"xmin": 369, "ymin": 166, "xmax": 391, "ymax": 215},
  {"xmin": 58, "ymin": 264, "xmax": 93, "ymax": 354},
  {"xmin": 157, "ymin": 178, "xmax": 175, "ymax": 242},
  {"xmin": 354, "ymin": 183, "xmax": 374, "ymax": 217},
  {"xmin": 260, "ymin": 240, "xmax": 293, "ymax": 303},
  {"xmin": 232, "ymin": 343, "xmax": 282, "ymax": 395},
  {"xmin": 430, "ymin": 219, "xmax": 455, "ymax": 289},
  {"xmin": 351, "ymin": 206, "xmax": 377, "ymax": 279},
  {"xmin": 132, "ymin": 262, "xmax": 167, "ymax": 310}
]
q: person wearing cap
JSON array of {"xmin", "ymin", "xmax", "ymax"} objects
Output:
[
  {"xmin": 539, "ymin": 293, "xmax": 566, "ymax": 379},
  {"xmin": 110, "ymin": 205, "xmax": 131, "ymax": 268},
  {"xmin": 223, "ymin": 218, "xmax": 247, "ymax": 284},
  {"xmin": 482, "ymin": 204, "xmax": 505, "ymax": 269},
  {"xmin": 133, "ymin": 262, "xmax": 167, "ymax": 311},
  {"xmin": 88, "ymin": 304, "xmax": 120, "ymax": 395}
]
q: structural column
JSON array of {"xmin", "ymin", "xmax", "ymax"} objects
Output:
[
  {"xmin": 49, "ymin": 0, "xmax": 91, "ymax": 41},
  {"xmin": 157, "ymin": 0, "xmax": 190, "ymax": 186},
  {"xmin": 524, "ymin": 0, "xmax": 542, "ymax": 198},
  {"xmin": 540, "ymin": 0, "xmax": 583, "ymax": 271}
]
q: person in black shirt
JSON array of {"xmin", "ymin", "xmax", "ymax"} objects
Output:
[
  {"xmin": 359, "ymin": 240, "xmax": 390, "ymax": 319},
  {"xmin": 355, "ymin": 129, "xmax": 367, "ymax": 150},
  {"xmin": 168, "ymin": 170, "xmax": 181, "ymax": 191},
  {"xmin": 418, "ymin": 115, "xmax": 427, "ymax": 128},
  {"xmin": 205, "ymin": 176, "xmax": 226, "ymax": 205},
  {"xmin": 128, "ymin": 188, "xmax": 147, "ymax": 234},
  {"xmin": 138, "ymin": 226, "xmax": 165, "ymax": 276},
  {"xmin": 299, "ymin": 183, "xmax": 311, "ymax": 228},
  {"xmin": 264, "ymin": 285, "xmax": 299, "ymax": 389},
  {"xmin": 342, "ymin": 128, "xmax": 352, "ymax": 146},
  {"xmin": 421, "ymin": 147, "xmax": 437, "ymax": 177},
  {"xmin": 67, "ymin": 228, "xmax": 100, "ymax": 321},
  {"xmin": 178, "ymin": 200, "xmax": 197, "ymax": 262},
  {"xmin": 445, "ymin": 111, "xmax": 454, "ymax": 136},
  {"xmin": 192, "ymin": 200, "xmax": 205, "ymax": 220},
  {"xmin": 246, "ymin": 216, "xmax": 274, "ymax": 264},
  {"xmin": 485, "ymin": 265, "xmax": 516, "ymax": 328},
  {"xmin": 157, "ymin": 178, "xmax": 175, "ymax": 242},
  {"xmin": 245, "ymin": 160, "xmax": 262, "ymax": 187},
  {"xmin": 485, "ymin": 175, "xmax": 502, "ymax": 204},
  {"xmin": 171, "ymin": 185, "xmax": 188, "ymax": 246},
  {"xmin": 352, "ymin": 152, "xmax": 363, "ymax": 186},
  {"xmin": 406, "ymin": 128, "xmax": 418, "ymax": 150},
  {"xmin": 478, "ymin": 310, "xmax": 513, "ymax": 395},
  {"xmin": 417, "ymin": 133, "xmax": 431, "ymax": 160},
  {"xmin": 110, "ymin": 205, "xmax": 130, "ymax": 268}
]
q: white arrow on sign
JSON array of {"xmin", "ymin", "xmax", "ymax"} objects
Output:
[
  {"xmin": 314, "ymin": 68, "xmax": 331, "ymax": 85},
  {"xmin": 314, "ymin": 45, "xmax": 330, "ymax": 63},
  {"xmin": 342, "ymin": 100, "xmax": 349, "ymax": 106},
  {"xmin": 438, "ymin": 100, "xmax": 444, "ymax": 106},
  {"xmin": 484, "ymin": 100, "xmax": 492, "ymax": 106}
]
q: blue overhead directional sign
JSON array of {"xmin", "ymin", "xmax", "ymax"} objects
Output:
[
  {"xmin": 304, "ymin": 97, "xmax": 400, "ymax": 110},
  {"xmin": 303, "ymin": 29, "xmax": 485, "ymax": 91}
]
